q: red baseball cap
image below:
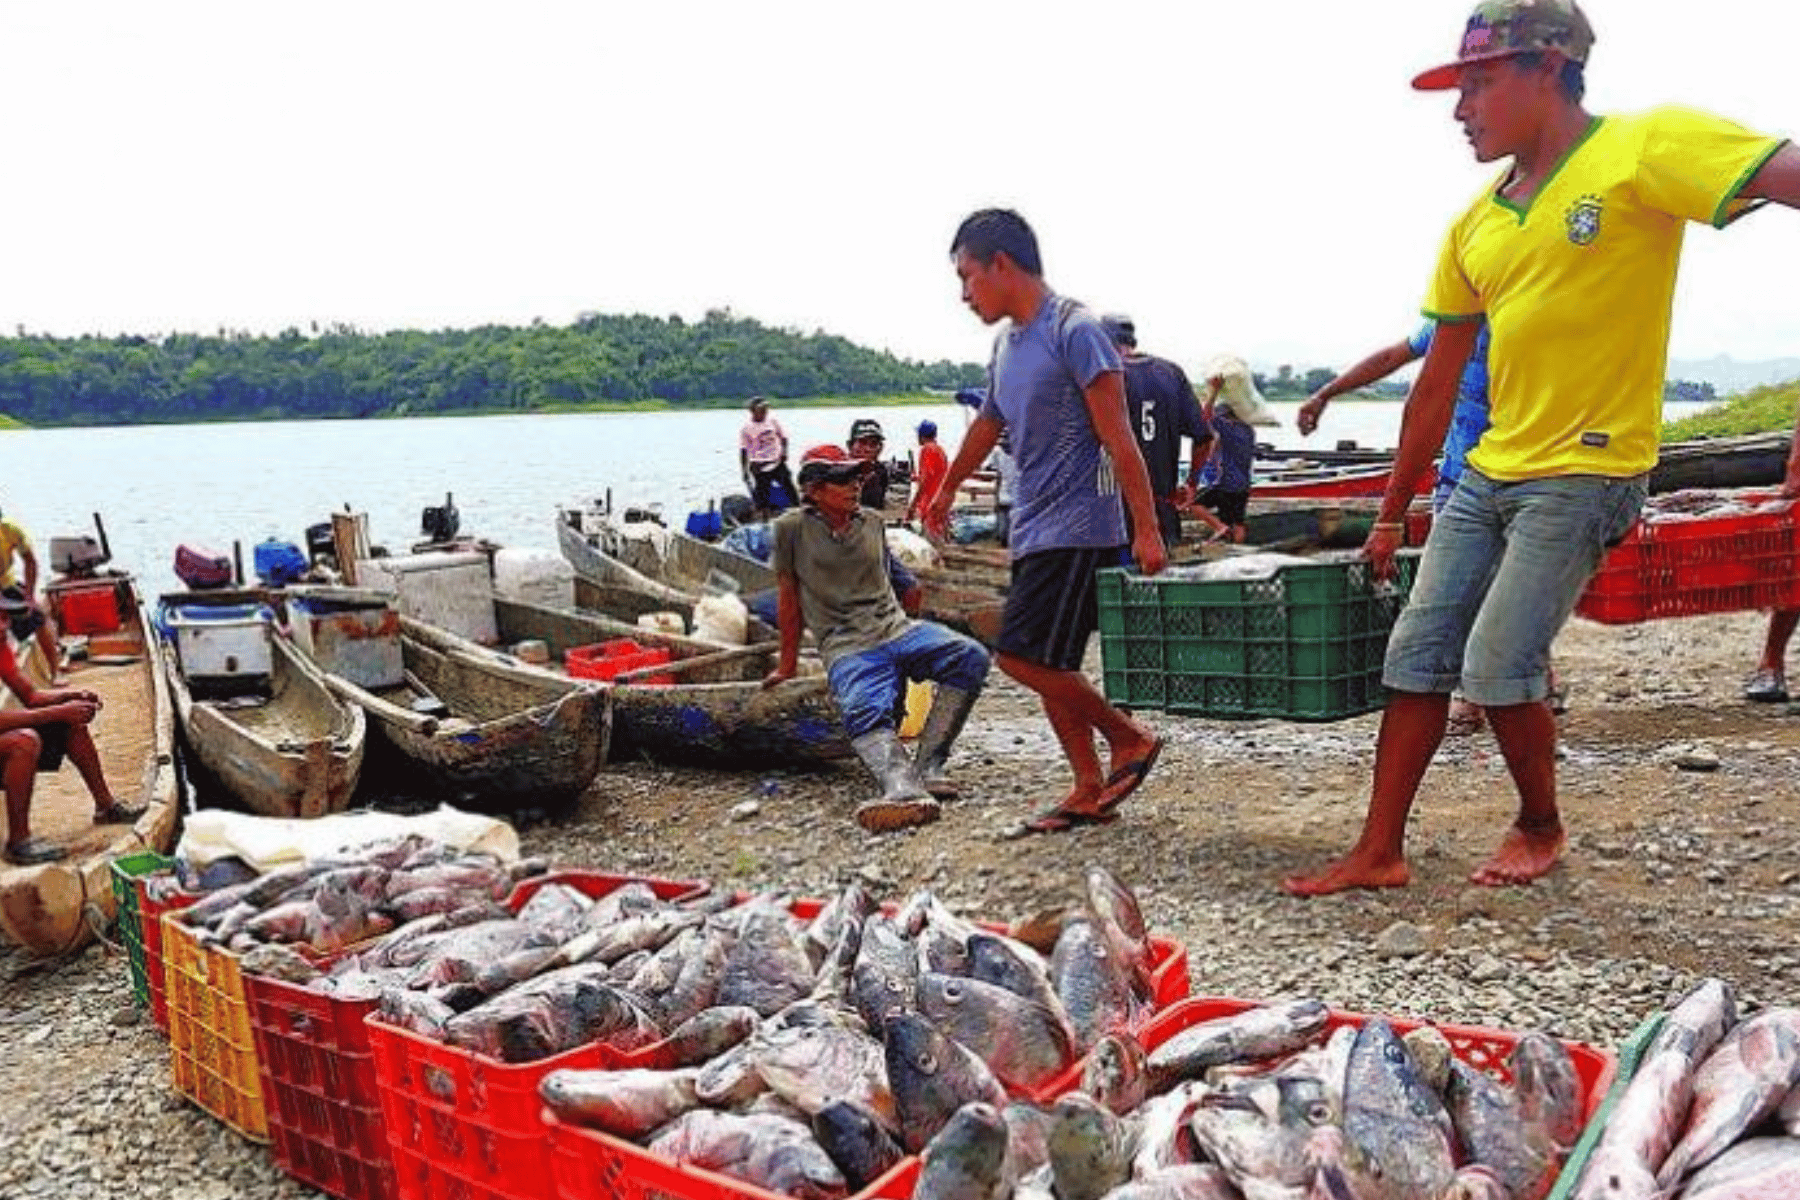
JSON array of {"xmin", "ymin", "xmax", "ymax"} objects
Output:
[{"xmin": 798, "ymin": 444, "xmax": 870, "ymax": 487}]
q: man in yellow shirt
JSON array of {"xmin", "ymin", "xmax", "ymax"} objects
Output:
[
  {"xmin": 0, "ymin": 513, "xmax": 65, "ymax": 679},
  {"xmin": 1285, "ymin": 0, "xmax": 1800, "ymax": 897}
]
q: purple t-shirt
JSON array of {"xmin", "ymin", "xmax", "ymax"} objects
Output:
[{"xmin": 978, "ymin": 295, "xmax": 1126, "ymax": 558}]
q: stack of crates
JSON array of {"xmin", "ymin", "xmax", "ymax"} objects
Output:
[
  {"xmin": 110, "ymin": 853, "xmax": 196, "ymax": 1031},
  {"xmin": 1099, "ymin": 553, "xmax": 1418, "ymax": 722},
  {"xmin": 162, "ymin": 909, "xmax": 270, "ymax": 1140}
]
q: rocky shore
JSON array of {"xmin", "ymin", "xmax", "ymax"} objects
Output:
[{"xmin": 4, "ymin": 608, "xmax": 1798, "ymax": 1197}]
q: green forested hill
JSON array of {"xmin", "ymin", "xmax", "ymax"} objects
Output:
[{"xmin": 0, "ymin": 310, "xmax": 984, "ymax": 427}]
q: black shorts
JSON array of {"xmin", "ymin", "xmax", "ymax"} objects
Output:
[
  {"xmin": 996, "ymin": 546, "xmax": 1120, "ymax": 672},
  {"xmin": 1199, "ymin": 486, "xmax": 1250, "ymax": 528},
  {"xmin": 3, "ymin": 585, "xmax": 43, "ymax": 642},
  {"xmin": 34, "ymin": 723, "xmax": 68, "ymax": 773}
]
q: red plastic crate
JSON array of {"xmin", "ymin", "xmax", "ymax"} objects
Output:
[
  {"xmin": 1578, "ymin": 498, "xmax": 1800, "ymax": 624},
  {"xmin": 544, "ymin": 1111, "xmax": 920, "ymax": 1200},
  {"xmin": 566, "ymin": 639, "xmax": 675, "ymax": 684},
  {"xmin": 53, "ymin": 578, "xmax": 125, "ymax": 635},
  {"xmin": 364, "ymin": 870, "xmax": 711, "ymax": 1200},
  {"xmin": 1138, "ymin": 996, "xmax": 1615, "ymax": 1122}
]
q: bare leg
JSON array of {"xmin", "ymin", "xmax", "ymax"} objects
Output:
[
  {"xmin": 35, "ymin": 619, "xmax": 62, "ymax": 677},
  {"xmin": 64, "ymin": 724, "xmax": 118, "ymax": 813},
  {"xmin": 1282, "ymin": 691, "xmax": 1450, "ymax": 896},
  {"xmin": 1, "ymin": 732, "xmax": 40, "ymax": 845},
  {"xmin": 1760, "ymin": 609, "xmax": 1800, "ymax": 673},
  {"xmin": 997, "ymin": 652, "xmax": 1156, "ymax": 814},
  {"xmin": 1470, "ymin": 699, "xmax": 1565, "ymax": 886}
]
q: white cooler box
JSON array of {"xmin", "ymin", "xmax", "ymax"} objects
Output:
[
  {"xmin": 287, "ymin": 589, "xmax": 405, "ymax": 690},
  {"xmin": 166, "ymin": 603, "xmax": 273, "ymax": 690},
  {"xmin": 355, "ymin": 551, "xmax": 497, "ymax": 645}
]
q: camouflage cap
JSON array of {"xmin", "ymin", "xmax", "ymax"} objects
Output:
[{"xmin": 1412, "ymin": 0, "xmax": 1594, "ymax": 91}]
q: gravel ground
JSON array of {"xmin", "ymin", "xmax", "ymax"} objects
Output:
[{"xmin": 4, "ymin": 608, "xmax": 1799, "ymax": 1196}]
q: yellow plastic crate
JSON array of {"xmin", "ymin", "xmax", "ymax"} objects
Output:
[{"xmin": 162, "ymin": 912, "xmax": 269, "ymax": 1142}]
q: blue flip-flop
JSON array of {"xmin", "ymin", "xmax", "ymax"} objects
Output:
[{"xmin": 1097, "ymin": 736, "xmax": 1166, "ymax": 815}]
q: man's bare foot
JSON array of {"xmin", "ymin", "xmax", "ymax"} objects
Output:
[
  {"xmin": 1281, "ymin": 853, "xmax": 1411, "ymax": 897},
  {"xmin": 1469, "ymin": 821, "xmax": 1566, "ymax": 886}
]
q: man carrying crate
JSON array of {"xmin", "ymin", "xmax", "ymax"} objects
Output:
[{"xmin": 1285, "ymin": 0, "xmax": 1800, "ymax": 896}]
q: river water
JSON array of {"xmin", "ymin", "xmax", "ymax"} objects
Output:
[{"xmin": 0, "ymin": 399, "xmax": 1719, "ymax": 593}]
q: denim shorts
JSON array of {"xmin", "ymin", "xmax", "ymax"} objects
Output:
[
  {"xmin": 827, "ymin": 621, "xmax": 990, "ymax": 739},
  {"xmin": 1384, "ymin": 469, "xmax": 1645, "ymax": 706}
]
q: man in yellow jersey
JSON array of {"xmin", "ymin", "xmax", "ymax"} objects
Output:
[{"xmin": 1285, "ymin": 0, "xmax": 1800, "ymax": 897}]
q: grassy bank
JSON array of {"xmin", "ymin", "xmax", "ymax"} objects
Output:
[{"xmin": 1664, "ymin": 380, "xmax": 1800, "ymax": 440}]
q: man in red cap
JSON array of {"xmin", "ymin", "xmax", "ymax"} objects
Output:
[
  {"xmin": 764, "ymin": 445, "xmax": 990, "ymax": 833},
  {"xmin": 1285, "ymin": 0, "xmax": 1800, "ymax": 897}
]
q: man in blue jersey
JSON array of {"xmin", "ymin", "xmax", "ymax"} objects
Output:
[
  {"xmin": 1101, "ymin": 314, "xmax": 1218, "ymax": 548},
  {"xmin": 927, "ymin": 209, "xmax": 1167, "ymax": 835}
]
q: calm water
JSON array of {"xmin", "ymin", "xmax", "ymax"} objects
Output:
[{"xmin": 0, "ymin": 399, "xmax": 1719, "ymax": 594}]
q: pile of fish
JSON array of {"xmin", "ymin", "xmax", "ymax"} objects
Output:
[
  {"xmin": 1638, "ymin": 489, "xmax": 1793, "ymax": 525},
  {"xmin": 1569, "ymin": 977, "xmax": 1800, "ymax": 1199},
  {"xmin": 156, "ymin": 835, "xmax": 544, "ymax": 955},
  {"xmin": 533, "ymin": 868, "xmax": 1168, "ymax": 1198},
  {"xmin": 910, "ymin": 998, "xmax": 1589, "ymax": 1200}
]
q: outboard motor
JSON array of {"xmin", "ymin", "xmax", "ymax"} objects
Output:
[
  {"xmin": 304, "ymin": 521, "xmax": 336, "ymax": 567},
  {"xmin": 174, "ymin": 544, "xmax": 234, "ymax": 590},
  {"xmin": 420, "ymin": 492, "xmax": 460, "ymax": 544}
]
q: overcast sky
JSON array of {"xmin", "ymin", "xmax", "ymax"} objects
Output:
[{"xmin": 6, "ymin": 0, "xmax": 1800, "ymax": 375}]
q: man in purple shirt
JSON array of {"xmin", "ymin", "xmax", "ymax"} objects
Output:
[{"xmin": 927, "ymin": 209, "xmax": 1168, "ymax": 835}]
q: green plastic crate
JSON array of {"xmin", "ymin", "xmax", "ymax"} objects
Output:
[
  {"xmin": 110, "ymin": 850, "xmax": 176, "ymax": 1010},
  {"xmin": 1098, "ymin": 553, "xmax": 1418, "ymax": 722},
  {"xmin": 1544, "ymin": 1012, "xmax": 1664, "ymax": 1200}
]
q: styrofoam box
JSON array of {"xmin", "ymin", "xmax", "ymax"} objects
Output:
[
  {"xmin": 492, "ymin": 548, "xmax": 574, "ymax": 609},
  {"xmin": 355, "ymin": 552, "xmax": 497, "ymax": 645},
  {"xmin": 167, "ymin": 606, "xmax": 273, "ymax": 683}
]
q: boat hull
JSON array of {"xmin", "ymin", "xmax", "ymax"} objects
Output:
[{"xmin": 0, "ymin": 574, "xmax": 179, "ymax": 956}]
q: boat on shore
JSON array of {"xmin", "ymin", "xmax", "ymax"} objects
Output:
[
  {"xmin": 493, "ymin": 595, "xmax": 850, "ymax": 769},
  {"xmin": 158, "ymin": 590, "xmax": 366, "ymax": 819},
  {"xmin": 308, "ymin": 606, "xmax": 609, "ymax": 811},
  {"xmin": 0, "ymin": 564, "xmax": 178, "ymax": 956}
]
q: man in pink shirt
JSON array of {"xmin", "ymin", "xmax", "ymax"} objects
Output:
[{"xmin": 738, "ymin": 396, "xmax": 797, "ymax": 517}]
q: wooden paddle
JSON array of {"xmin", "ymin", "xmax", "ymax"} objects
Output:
[{"xmin": 609, "ymin": 642, "xmax": 775, "ymax": 685}]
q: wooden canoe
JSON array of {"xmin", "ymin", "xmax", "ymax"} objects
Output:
[
  {"xmin": 316, "ymin": 612, "xmax": 609, "ymax": 810},
  {"xmin": 493, "ymin": 594, "xmax": 850, "ymax": 769},
  {"xmin": 159, "ymin": 593, "xmax": 365, "ymax": 819},
  {"xmin": 0, "ymin": 572, "xmax": 179, "ymax": 956}
]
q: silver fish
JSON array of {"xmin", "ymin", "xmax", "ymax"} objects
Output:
[
  {"xmin": 718, "ymin": 896, "xmax": 817, "ymax": 1016},
  {"xmin": 852, "ymin": 915, "xmax": 918, "ymax": 1032},
  {"xmin": 1330, "ymin": 1018, "xmax": 1458, "ymax": 1200},
  {"xmin": 1133, "ymin": 1080, "xmax": 1211, "ymax": 1178},
  {"xmin": 1191, "ymin": 1075, "xmax": 1336, "ymax": 1200},
  {"xmin": 1046, "ymin": 1091, "xmax": 1134, "ymax": 1200},
  {"xmin": 750, "ymin": 1020, "xmax": 896, "ymax": 1127},
  {"xmin": 885, "ymin": 1011, "xmax": 1009, "ymax": 1153},
  {"xmin": 1657, "ymin": 1007, "xmax": 1800, "ymax": 1189},
  {"xmin": 537, "ymin": 1066, "xmax": 702, "ymax": 1139},
  {"xmin": 1085, "ymin": 866, "xmax": 1154, "ymax": 999},
  {"xmin": 812, "ymin": 1099, "xmax": 904, "ymax": 1192},
  {"xmin": 1678, "ymin": 1135, "xmax": 1800, "ymax": 1200},
  {"xmin": 1509, "ymin": 1032, "xmax": 1585, "ymax": 1155},
  {"xmin": 1443, "ymin": 1061, "xmax": 1557, "ymax": 1200},
  {"xmin": 1146, "ymin": 1000, "xmax": 1330, "ymax": 1090},
  {"xmin": 915, "ymin": 1102, "xmax": 1012, "ymax": 1200},
  {"xmin": 648, "ymin": 1110, "xmax": 846, "ymax": 1200},
  {"xmin": 1051, "ymin": 917, "xmax": 1144, "ymax": 1053},
  {"xmin": 1103, "ymin": 1163, "xmax": 1243, "ymax": 1199},
  {"xmin": 653, "ymin": 1004, "xmax": 760, "ymax": 1068},
  {"xmin": 918, "ymin": 971, "xmax": 1078, "ymax": 1093}
]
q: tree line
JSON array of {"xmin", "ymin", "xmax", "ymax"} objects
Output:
[{"xmin": 0, "ymin": 309, "xmax": 985, "ymax": 427}]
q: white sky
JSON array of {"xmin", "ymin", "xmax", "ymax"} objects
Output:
[{"xmin": 5, "ymin": 0, "xmax": 1800, "ymax": 375}]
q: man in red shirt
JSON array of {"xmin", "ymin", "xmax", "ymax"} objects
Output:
[{"xmin": 905, "ymin": 420, "xmax": 949, "ymax": 524}]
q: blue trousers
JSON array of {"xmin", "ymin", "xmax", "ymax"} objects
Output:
[{"xmin": 827, "ymin": 622, "xmax": 990, "ymax": 739}]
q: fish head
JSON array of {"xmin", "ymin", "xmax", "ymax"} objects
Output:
[
  {"xmin": 1081, "ymin": 1031, "xmax": 1149, "ymax": 1115},
  {"xmin": 918, "ymin": 1102, "xmax": 1011, "ymax": 1196},
  {"xmin": 1341, "ymin": 1020, "xmax": 1457, "ymax": 1198}
]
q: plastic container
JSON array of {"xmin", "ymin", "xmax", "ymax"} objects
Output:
[
  {"xmin": 162, "ymin": 912, "xmax": 270, "ymax": 1141},
  {"xmin": 109, "ymin": 851, "xmax": 175, "ymax": 1012},
  {"xmin": 1577, "ymin": 499, "xmax": 1800, "ymax": 625},
  {"xmin": 136, "ymin": 870, "xmax": 201, "ymax": 1032},
  {"xmin": 544, "ymin": 1112, "xmax": 920, "ymax": 1200},
  {"xmin": 493, "ymin": 548, "xmax": 575, "ymax": 610},
  {"xmin": 899, "ymin": 680, "xmax": 934, "ymax": 739},
  {"xmin": 566, "ymin": 638, "xmax": 675, "ymax": 685},
  {"xmin": 1097, "ymin": 554, "xmax": 1419, "ymax": 722},
  {"xmin": 1136, "ymin": 997, "xmax": 1616, "ymax": 1189},
  {"xmin": 367, "ymin": 871, "xmax": 710, "ymax": 1200},
  {"xmin": 50, "ymin": 577, "xmax": 124, "ymax": 635}
]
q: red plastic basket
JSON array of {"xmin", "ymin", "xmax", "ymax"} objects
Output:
[
  {"xmin": 1577, "ymin": 498, "xmax": 1800, "ymax": 624},
  {"xmin": 134, "ymin": 869, "xmax": 199, "ymax": 1033},
  {"xmin": 544, "ymin": 1111, "xmax": 921, "ymax": 1200},
  {"xmin": 566, "ymin": 639, "xmax": 675, "ymax": 684},
  {"xmin": 1137, "ymin": 996, "xmax": 1616, "ymax": 1121},
  {"xmin": 364, "ymin": 870, "xmax": 710, "ymax": 1200}
]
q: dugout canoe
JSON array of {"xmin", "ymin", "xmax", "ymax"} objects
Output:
[
  {"xmin": 492, "ymin": 594, "xmax": 849, "ymax": 770},
  {"xmin": 0, "ymin": 571, "xmax": 179, "ymax": 956},
  {"xmin": 158, "ymin": 591, "xmax": 365, "ymax": 819},
  {"xmin": 315, "ymin": 611, "xmax": 608, "ymax": 810}
]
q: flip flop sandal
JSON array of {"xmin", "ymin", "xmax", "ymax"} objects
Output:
[
  {"xmin": 1002, "ymin": 805, "xmax": 1120, "ymax": 839},
  {"xmin": 4, "ymin": 837, "xmax": 68, "ymax": 866},
  {"xmin": 94, "ymin": 802, "xmax": 147, "ymax": 824},
  {"xmin": 1097, "ymin": 736, "xmax": 1167, "ymax": 814}
]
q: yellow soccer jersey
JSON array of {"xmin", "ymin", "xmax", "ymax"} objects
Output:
[
  {"xmin": 0, "ymin": 519, "xmax": 26, "ymax": 589},
  {"xmin": 1425, "ymin": 107, "xmax": 1784, "ymax": 481}
]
